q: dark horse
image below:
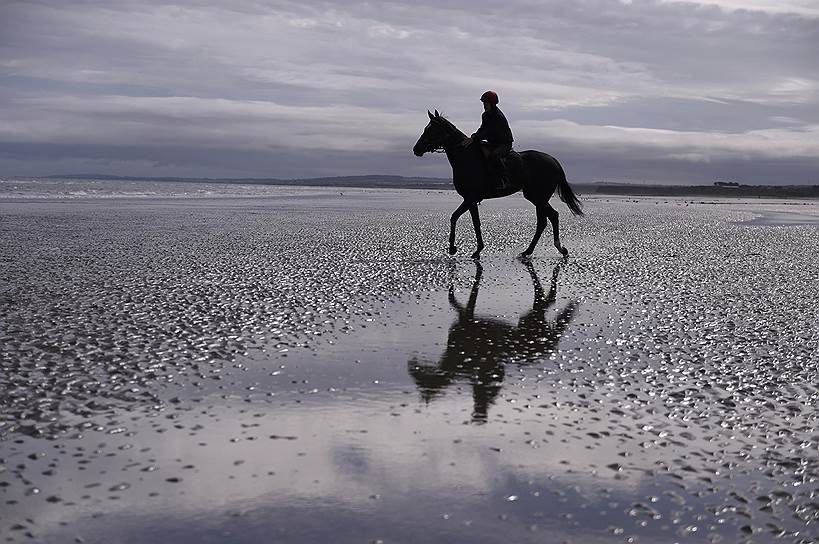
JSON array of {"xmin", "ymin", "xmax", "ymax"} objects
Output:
[
  {"xmin": 408, "ymin": 259, "xmax": 578, "ymax": 422},
  {"xmin": 413, "ymin": 110, "xmax": 583, "ymax": 258}
]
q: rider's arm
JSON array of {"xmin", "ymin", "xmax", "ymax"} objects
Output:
[{"xmin": 471, "ymin": 111, "xmax": 489, "ymax": 141}]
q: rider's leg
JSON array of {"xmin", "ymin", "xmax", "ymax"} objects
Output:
[{"xmin": 490, "ymin": 144, "xmax": 512, "ymax": 188}]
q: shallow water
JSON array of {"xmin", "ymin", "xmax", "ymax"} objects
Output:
[{"xmin": 1, "ymin": 186, "xmax": 818, "ymax": 543}]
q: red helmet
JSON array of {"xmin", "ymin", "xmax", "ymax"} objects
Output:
[{"xmin": 480, "ymin": 90, "xmax": 499, "ymax": 105}]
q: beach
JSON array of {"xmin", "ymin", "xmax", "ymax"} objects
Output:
[{"xmin": 1, "ymin": 182, "xmax": 818, "ymax": 543}]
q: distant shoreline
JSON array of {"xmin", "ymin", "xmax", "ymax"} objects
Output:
[
  {"xmin": 580, "ymin": 183, "xmax": 819, "ymax": 200},
  {"xmin": 23, "ymin": 174, "xmax": 819, "ymax": 199}
]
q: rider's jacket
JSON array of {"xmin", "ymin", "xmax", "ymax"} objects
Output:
[{"xmin": 472, "ymin": 106, "xmax": 513, "ymax": 146}]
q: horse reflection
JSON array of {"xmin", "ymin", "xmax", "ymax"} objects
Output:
[{"xmin": 409, "ymin": 260, "xmax": 578, "ymax": 422}]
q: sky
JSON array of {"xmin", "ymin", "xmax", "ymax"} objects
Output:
[{"xmin": 1, "ymin": 0, "xmax": 818, "ymax": 184}]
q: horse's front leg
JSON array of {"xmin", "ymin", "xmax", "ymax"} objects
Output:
[
  {"xmin": 468, "ymin": 203, "xmax": 485, "ymax": 259},
  {"xmin": 448, "ymin": 201, "xmax": 470, "ymax": 255}
]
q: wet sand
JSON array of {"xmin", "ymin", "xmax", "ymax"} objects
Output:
[{"xmin": 1, "ymin": 189, "xmax": 818, "ymax": 543}]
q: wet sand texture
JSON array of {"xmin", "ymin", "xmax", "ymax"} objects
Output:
[{"xmin": 1, "ymin": 191, "xmax": 818, "ymax": 543}]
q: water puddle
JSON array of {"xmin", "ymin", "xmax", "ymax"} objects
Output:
[{"xmin": 4, "ymin": 257, "xmax": 812, "ymax": 543}]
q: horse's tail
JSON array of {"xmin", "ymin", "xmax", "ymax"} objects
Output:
[{"xmin": 555, "ymin": 161, "xmax": 584, "ymax": 216}]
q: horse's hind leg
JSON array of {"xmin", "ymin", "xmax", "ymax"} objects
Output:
[
  {"xmin": 544, "ymin": 202, "xmax": 568, "ymax": 256},
  {"xmin": 521, "ymin": 202, "xmax": 548, "ymax": 257}
]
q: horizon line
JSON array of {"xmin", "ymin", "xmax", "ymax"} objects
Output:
[{"xmin": 5, "ymin": 173, "xmax": 817, "ymax": 188}]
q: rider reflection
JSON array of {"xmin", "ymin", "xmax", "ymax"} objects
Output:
[{"xmin": 408, "ymin": 260, "xmax": 579, "ymax": 423}]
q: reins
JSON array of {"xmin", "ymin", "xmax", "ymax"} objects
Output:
[
  {"xmin": 430, "ymin": 131, "xmax": 468, "ymax": 154},
  {"xmin": 422, "ymin": 115, "xmax": 469, "ymax": 154}
]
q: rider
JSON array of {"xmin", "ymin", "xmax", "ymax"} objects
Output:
[{"xmin": 462, "ymin": 90, "xmax": 514, "ymax": 190}]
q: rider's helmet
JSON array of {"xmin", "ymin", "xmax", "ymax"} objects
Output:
[{"xmin": 480, "ymin": 90, "xmax": 499, "ymax": 105}]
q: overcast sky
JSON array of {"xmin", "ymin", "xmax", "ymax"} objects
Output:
[{"xmin": 1, "ymin": 0, "xmax": 817, "ymax": 183}]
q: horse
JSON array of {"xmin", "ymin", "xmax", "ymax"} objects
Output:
[
  {"xmin": 413, "ymin": 110, "xmax": 583, "ymax": 258},
  {"xmin": 408, "ymin": 259, "xmax": 578, "ymax": 422}
]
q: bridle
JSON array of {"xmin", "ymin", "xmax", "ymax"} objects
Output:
[
  {"xmin": 419, "ymin": 119, "xmax": 464, "ymax": 154},
  {"xmin": 416, "ymin": 130, "xmax": 447, "ymax": 154}
]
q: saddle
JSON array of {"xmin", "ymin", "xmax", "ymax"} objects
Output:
[{"xmin": 479, "ymin": 144, "xmax": 522, "ymax": 191}]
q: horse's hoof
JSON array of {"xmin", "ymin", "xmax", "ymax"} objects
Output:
[
  {"xmin": 448, "ymin": 246, "xmax": 458, "ymax": 255},
  {"xmin": 519, "ymin": 250, "xmax": 532, "ymax": 259},
  {"xmin": 470, "ymin": 251, "xmax": 481, "ymax": 260},
  {"xmin": 559, "ymin": 246, "xmax": 569, "ymax": 256}
]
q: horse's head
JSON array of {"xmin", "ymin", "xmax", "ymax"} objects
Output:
[{"xmin": 413, "ymin": 110, "xmax": 458, "ymax": 156}]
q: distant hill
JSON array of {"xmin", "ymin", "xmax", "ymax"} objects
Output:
[
  {"xmin": 44, "ymin": 174, "xmax": 819, "ymax": 198},
  {"xmin": 46, "ymin": 173, "xmax": 452, "ymax": 189},
  {"xmin": 267, "ymin": 175, "xmax": 452, "ymax": 189}
]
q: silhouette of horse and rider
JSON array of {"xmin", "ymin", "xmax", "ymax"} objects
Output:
[
  {"xmin": 408, "ymin": 259, "xmax": 579, "ymax": 423},
  {"xmin": 413, "ymin": 91, "xmax": 584, "ymax": 259}
]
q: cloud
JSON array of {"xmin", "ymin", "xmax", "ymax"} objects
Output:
[
  {"xmin": 518, "ymin": 119, "xmax": 819, "ymax": 160},
  {"xmin": 0, "ymin": 94, "xmax": 417, "ymax": 151},
  {"xmin": 663, "ymin": 0, "xmax": 819, "ymax": 18},
  {"xmin": 0, "ymin": 0, "xmax": 817, "ymax": 182}
]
